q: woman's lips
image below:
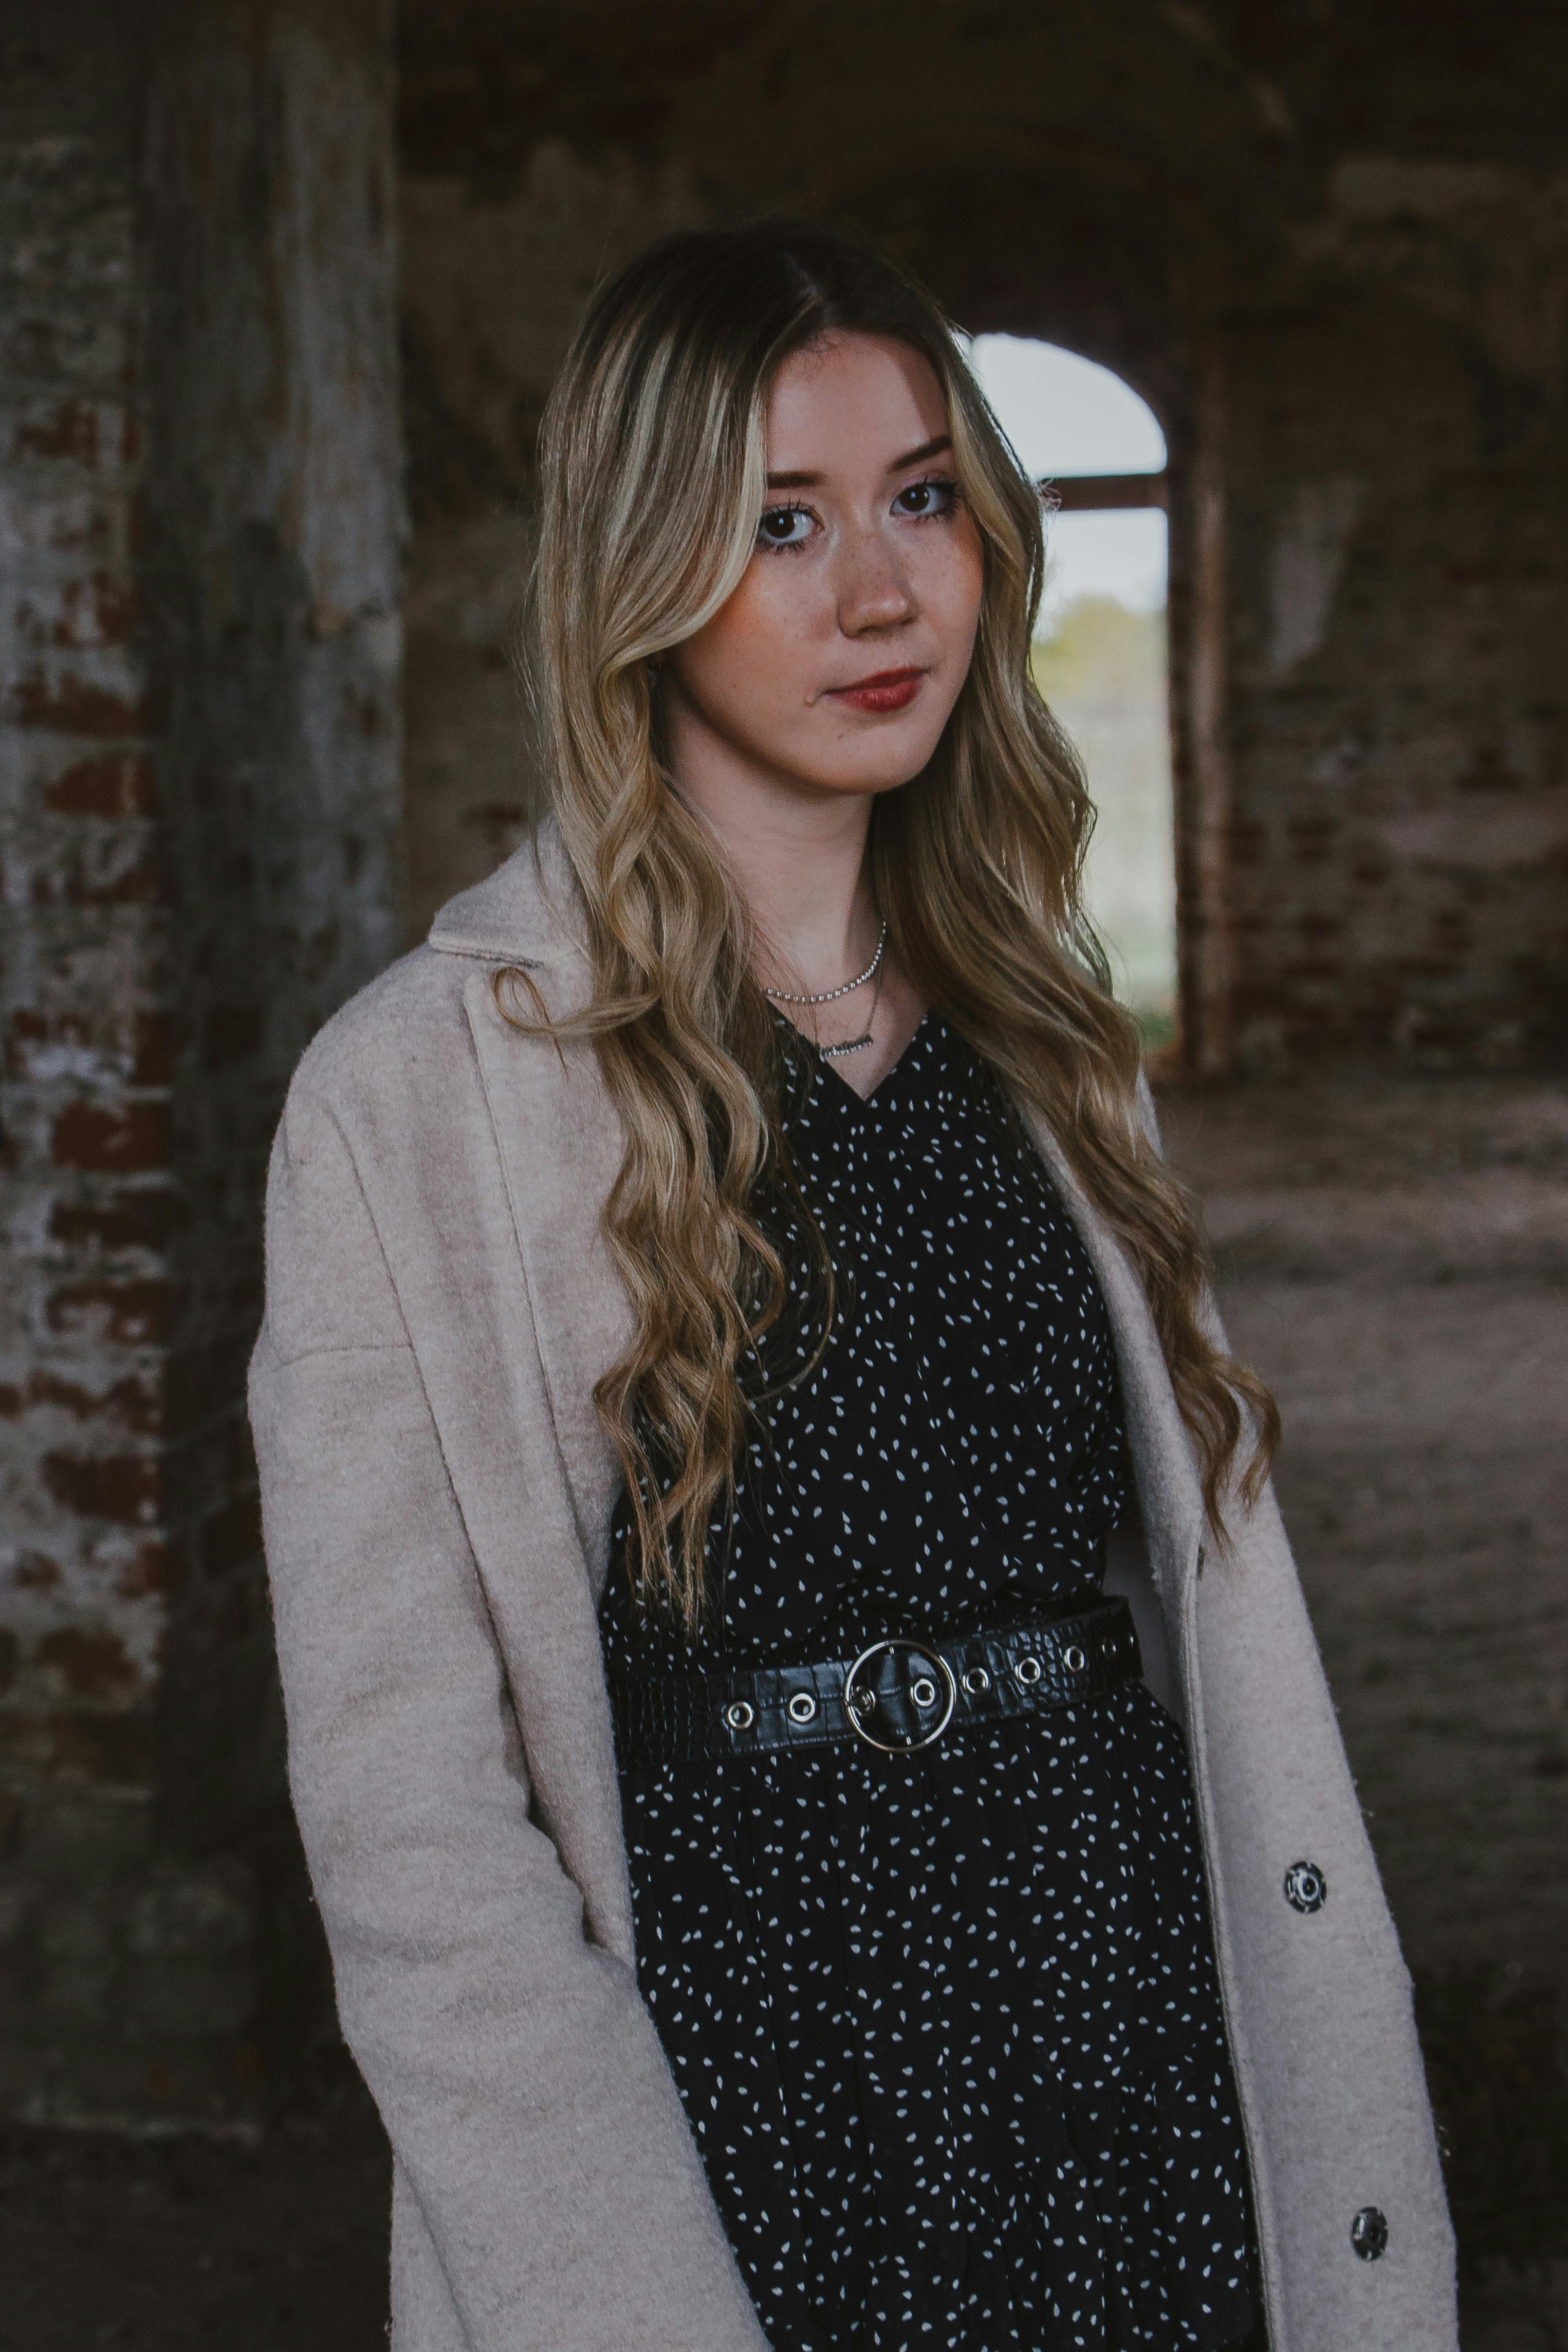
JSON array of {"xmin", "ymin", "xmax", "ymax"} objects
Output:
[{"xmin": 827, "ymin": 666, "xmax": 926, "ymax": 714}]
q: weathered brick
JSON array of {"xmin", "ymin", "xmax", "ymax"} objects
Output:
[
  {"xmin": 40, "ymin": 1453, "xmax": 162, "ymax": 1526},
  {"xmin": 42, "ymin": 751, "xmax": 157, "ymax": 816},
  {"xmin": 48, "ymin": 1188, "xmax": 185, "ymax": 1253},
  {"xmin": 0, "ymin": 1708, "xmax": 154, "ymax": 1787},
  {"xmin": 50, "ymin": 1102, "xmax": 169, "ymax": 1173},
  {"xmin": 45, "ymin": 1279, "xmax": 173, "ymax": 1345},
  {"xmin": 6, "ymin": 1553, "xmax": 63, "ymax": 1592},
  {"xmin": 34, "ymin": 1628, "xmax": 143, "ymax": 1703},
  {"xmin": 48, "ymin": 843, "xmax": 164, "ymax": 909},
  {"xmin": 51, "ymin": 571, "xmax": 139, "ymax": 650},
  {"xmin": 14, "ymin": 396, "xmax": 104, "ymax": 464},
  {"xmin": 0, "ymin": 1370, "xmax": 160, "ymax": 1434},
  {"xmin": 9, "ymin": 669, "xmax": 149, "ymax": 737},
  {"xmin": 112, "ymin": 1540, "xmax": 172, "ymax": 1600}
]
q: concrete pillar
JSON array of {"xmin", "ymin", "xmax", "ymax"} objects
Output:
[{"xmin": 0, "ymin": 0, "xmax": 401, "ymax": 2130}]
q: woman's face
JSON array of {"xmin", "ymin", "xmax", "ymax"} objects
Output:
[{"xmin": 665, "ymin": 332, "xmax": 986, "ymax": 804}]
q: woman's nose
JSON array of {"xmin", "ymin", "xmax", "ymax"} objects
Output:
[{"xmin": 834, "ymin": 527, "xmax": 917, "ymax": 634}]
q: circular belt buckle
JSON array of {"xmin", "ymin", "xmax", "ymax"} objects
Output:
[{"xmin": 843, "ymin": 1639, "xmax": 957, "ymax": 1753}]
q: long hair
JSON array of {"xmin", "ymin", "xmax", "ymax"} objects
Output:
[{"xmin": 514, "ymin": 218, "xmax": 1278, "ymax": 1625}]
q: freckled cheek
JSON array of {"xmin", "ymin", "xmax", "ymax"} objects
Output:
[
  {"xmin": 924, "ymin": 537, "xmax": 985, "ymax": 656},
  {"xmin": 697, "ymin": 581, "xmax": 829, "ymax": 713}
]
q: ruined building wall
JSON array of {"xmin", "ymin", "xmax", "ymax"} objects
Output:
[
  {"xmin": 1223, "ymin": 162, "xmax": 1568, "ymax": 1064},
  {"xmin": 397, "ymin": 0, "xmax": 1568, "ymax": 1067},
  {"xmin": 1, "ymin": 0, "xmax": 1563, "ymax": 2144},
  {"xmin": 0, "ymin": 0, "xmax": 401, "ymax": 2129},
  {"xmin": 0, "ymin": 0, "xmax": 174, "ymax": 2125}
]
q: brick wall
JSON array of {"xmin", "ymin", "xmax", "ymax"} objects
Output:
[
  {"xmin": 2, "ymin": 0, "xmax": 1563, "ymax": 2142},
  {"xmin": 1223, "ymin": 161, "xmax": 1568, "ymax": 1064},
  {"xmin": 0, "ymin": 0, "xmax": 401, "ymax": 2130},
  {"xmin": 0, "ymin": 1, "xmax": 177, "ymax": 2125}
]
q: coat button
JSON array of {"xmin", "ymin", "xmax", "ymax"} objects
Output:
[
  {"xmin": 1283, "ymin": 1859, "xmax": 1327, "ymax": 1914},
  {"xmin": 1351, "ymin": 2206, "xmax": 1388, "ymax": 2261}
]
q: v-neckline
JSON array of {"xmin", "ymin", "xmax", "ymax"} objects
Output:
[
  {"xmin": 815, "ymin": 1010, "xmax": 933, "ymax": 1108},
  {"xmin": 772, "ymin": 1006, "xmax": 935, "ymax": 1116}
]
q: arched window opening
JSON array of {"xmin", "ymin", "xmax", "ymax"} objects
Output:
[{"xmin": 968, "ymin": 338, "xmax": 1175, "ymax": 1051}]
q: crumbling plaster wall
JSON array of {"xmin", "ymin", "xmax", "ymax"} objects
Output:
[
  {"xmin": 1226, "ymin": 158, "xmax": 1568, "ymax": 1063},
  {"xmin": 398, "ymin": 0, "xmax": 1568, "ymax": 1065},
  {"xmin": 0, "ymin": 0, "xmax": 401, "ymax": 2130}
]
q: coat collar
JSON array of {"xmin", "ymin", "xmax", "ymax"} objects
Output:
[
  {"xmin": 428, "ymin": 822, "xmax": 587, "ymax": 972},
  {"xmin": 433, "ymin": 827, "xmax": 629, "ymax": 1569}
]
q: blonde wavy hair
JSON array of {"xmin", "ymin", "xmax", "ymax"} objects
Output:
[{"xmin": 513, "ymin": 219, "xmax": 1278, "ymax": 1624}]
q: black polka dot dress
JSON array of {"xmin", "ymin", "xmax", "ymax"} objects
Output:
[{"xmin": 601, "ymin": 1015, "xmax": 1260, "ymax": 2352}]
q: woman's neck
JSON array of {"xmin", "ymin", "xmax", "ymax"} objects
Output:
[
  {"xmin": 665, "ymin": 688, "xmax": 927, "ymax": 1098},
  {"xmin": 668, "ymin": 708, "xmax": 881, "ymax": 997}
]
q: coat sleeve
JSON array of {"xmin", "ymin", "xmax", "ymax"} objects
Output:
[{"xmin": 248, "ymin": 1086, "xmax": 768, "ymax": 2352}]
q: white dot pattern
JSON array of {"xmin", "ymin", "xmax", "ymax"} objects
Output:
[{"xmin": 602, "ymin": 1017, "xmax": 1259, "ymax": 2351}]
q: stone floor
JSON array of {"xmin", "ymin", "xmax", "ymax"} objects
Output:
[
  {"xmin": 1163, "ymin": 1070, "xmax": 1568, "ymax": 2352},
  {"xmin": 1, "ymin": 1070, "xmax": 1564, "ymax": 2349},
  {"xmin": 1163, "ymin": 1072, "xmax": 1568, "ymax": 2012}
]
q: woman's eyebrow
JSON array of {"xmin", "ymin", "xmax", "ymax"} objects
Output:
[
  {"xmin": 886, "ymin": 433, "xmax": 952, "ymax": 473},
  {"xmin": 764, "ymin": 433, "xmax": 953, "ymax": 490}
]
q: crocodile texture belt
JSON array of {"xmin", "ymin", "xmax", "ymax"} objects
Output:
[{"xmin": 609, "ymin": 1591, "xmax": 1142, "ymax": 1769}]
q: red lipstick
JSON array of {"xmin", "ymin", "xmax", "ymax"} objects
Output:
[{"xmin": 828, "ymin": 666, "xmax": 925, "ymax": 714}]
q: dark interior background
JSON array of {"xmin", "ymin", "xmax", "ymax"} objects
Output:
[{"xmin": 0, "ymin": 2, "xmax": 1563, "ymax": 2343}]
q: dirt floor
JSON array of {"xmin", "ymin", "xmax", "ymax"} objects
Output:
[
  {"xmin": 1163, "ymin": 1071, "xmax": 1568, "ymax": 2352},
  {"xmin": 1, "ymin": 1070, "xmax": 1564, "ymax": 2349}
]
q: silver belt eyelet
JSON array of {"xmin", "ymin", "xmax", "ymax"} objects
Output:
[
  {"xmin": 961, "ymin": 1664, "xmax": 991, "ymax": 1697},
  {"xmin": 843, "ymin": 1640, "xmax": 956, "ymax": 1753},
  {"xmin": 1014, "ymin": 1652, "xmax": 1043, "ymax": 1687},
  {"xmin": 1062, "ymin": 1644, "xmax": 1087, "ymax": 1675},
  {"xmin": 911, "ymin": 1676, "xmax": 937, "ymax": 1710},
  {"xmin": 724, "ymin": 1699, "xmax": 754, "ymax": 1733},
  {"xmin": 787, "ymin": 1690, "xmax": 818, "ymax": 1725}
]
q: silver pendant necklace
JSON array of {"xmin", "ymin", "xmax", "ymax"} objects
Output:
[{"xmin": 816, "ymin": 957, "xmax": 887, "ymax": 1060}]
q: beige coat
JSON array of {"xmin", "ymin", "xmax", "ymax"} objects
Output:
[{"xmin": 249, "ymin": 834, "xmax": 1455, "ymax": 2352}]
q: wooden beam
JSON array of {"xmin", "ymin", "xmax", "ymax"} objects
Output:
[
  {"xmin": 1042, "ymin": 472, "xmax": 1168, "ymax": 512},
  {"xmin": 1172, "ymin": 354, "xmax": 1234, "ymax": 1079}
]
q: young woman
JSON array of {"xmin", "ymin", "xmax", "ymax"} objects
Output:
[{"xmin": 250, "ymin": 223, "xmax": 1454, "ymax": 2352}]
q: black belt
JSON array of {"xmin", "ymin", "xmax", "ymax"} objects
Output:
[{"xmin": 610, "ymin": 1591, "xmax": 1141, "ymax": 1769}]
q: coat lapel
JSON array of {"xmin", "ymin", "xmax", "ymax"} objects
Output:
[
  {"xmin": 463, "ymin": 972, "xmax": 632, "ymax": 1575},
  {"xmin": 1017, "ymin": 1104, "xmax": 1206, "ymax": 1610},
  {"xmin": 431, "ymin": 835, "xmax": 632, "ymax": 1576}
]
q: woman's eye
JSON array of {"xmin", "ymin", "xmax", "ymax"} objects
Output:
[
  {"xmin": 757, "ymin": 505, "xmax": 815, "ymax": 550},
  {"xmin": 893, "ymin": 475, "xmax": 957, "ymax": 519}
]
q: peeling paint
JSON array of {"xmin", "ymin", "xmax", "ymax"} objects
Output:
[
  {"xmin": 1267, "ymin": 475, "xmax": 1366, "ymax": 676},
  {"xmin": 1382, "ymin": 791, "xmax": 1568, "ymax": 874}
]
